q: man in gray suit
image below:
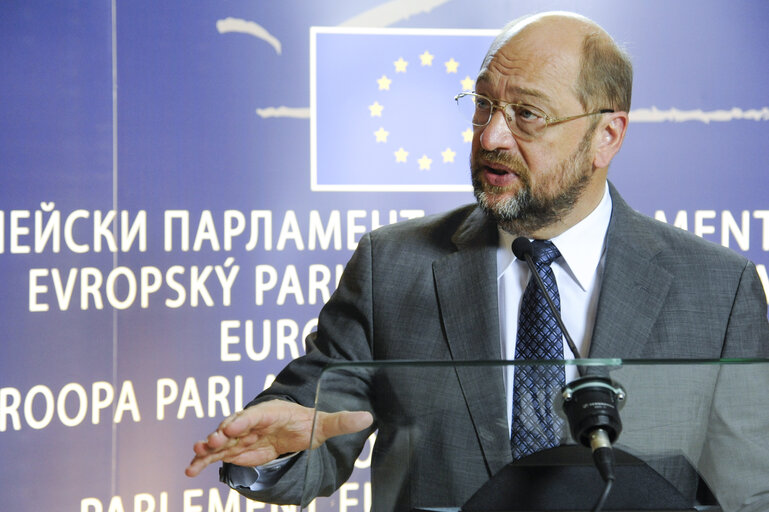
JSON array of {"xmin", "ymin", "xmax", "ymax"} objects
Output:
[{"xmin": 186, "ymin": 12, "xmax": 769, "ymax": 511}]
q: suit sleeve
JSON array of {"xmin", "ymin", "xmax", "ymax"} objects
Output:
[
  {"xmin": 222, "ymin": 233, "xmax": 379, "ymax": 506},
  {"xmin": 697, "ymin": 261, "xmax": 769, "ymax": 512},
  {"xmin": 719, "ymin": 261, "xmax": 769, "ymax": 358}
]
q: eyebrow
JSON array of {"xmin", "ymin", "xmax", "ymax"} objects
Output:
[{"xmin": 475, "ymin": 74, "xmax": 552, "ymax": 105}]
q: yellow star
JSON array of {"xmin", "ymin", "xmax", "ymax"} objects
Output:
[
  {"xmin": 374, "ymin": 127, "xmax": 389, "ymax": 143},
  {"xmin": 419, "ymin": 50, "xmax": 434, "ymax": 66},
  {"xmin": 394, "ymin": 147, "xmax": 409, "ymax": 163},
  {"xmin": 441, "ymin": 147, "xmax": 456, "ymax": 163},
  {"xmin": 461, "ymin": 75, "xmax": 475, "ymax": 91},
  {"xmin": 368, "ymin": 101, "xmax": 384, "ymax": 117},
  {"xmin": 393, "ymin": 57, "xmax": 408, "ymax": 73},
  {"xmin": 377, "ymin": 75, "xmax": 392, "ymax": 90},
  {"xmin": 462, "ymin": 128, "xmax": 474, "ymax": 142},
  {"xmin": 418, "ymin": 154, "xmax": 432, "ymax": 171},
  {"xmin": 444, "ymin": 58, "xmax": 459, "ymax": 73}
]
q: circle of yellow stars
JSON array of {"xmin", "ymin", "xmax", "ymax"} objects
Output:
[{"xmin": 368, "ymin": 50, "xmax": 476, "ymax": 171}]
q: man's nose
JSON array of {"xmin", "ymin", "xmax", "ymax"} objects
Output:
[{"xmin": 479, "ymin": 109, "xmax": 517, "ymax": 152}]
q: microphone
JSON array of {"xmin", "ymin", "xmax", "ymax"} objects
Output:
[
  {"xmin": 559, "ymin": 376, "xmax": 626, "ymax": 482},
  {"xmin": 513, "ymin": 236, "xmax": 626, "ymax": 505}
]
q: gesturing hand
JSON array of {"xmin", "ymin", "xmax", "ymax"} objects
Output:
[{"xmin": 185, "ymin": 399, "xmax": 374, "ymax": 477}]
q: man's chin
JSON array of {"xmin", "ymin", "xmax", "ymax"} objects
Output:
[
  {"xmin": 474, "ymin": 177, "xmax": 518, "ymax": 201},
  {"xmin": 474, "ymin": 188, "xmax": 526, "ymax": 221}
]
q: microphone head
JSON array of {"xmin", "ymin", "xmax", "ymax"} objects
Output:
[
  {"xmin": 558, "ymin": 376, "xmax": 626, "ymax": 447},
  {"xmin": 512, "ymin": 237, "xmax": 532, "ymax": 260}
]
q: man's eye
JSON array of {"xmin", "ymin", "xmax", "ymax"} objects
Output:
[
  {"xmin": 475, "ymin": 97, "xmax": 492, "ymax": 110},
  {"xmin": 514, "ymin": 105, "xmax": 540, "ymax": 121}
]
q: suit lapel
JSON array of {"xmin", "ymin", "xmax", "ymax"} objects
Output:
[
  {"xmin": 589, "ymin": 184, "xmax": 674, "ymax": 358},
  {"xmin": 428, "ymin": 186, "xmax": 675, "ymax": 473},
  {"xmin": 432, "ymin": 207, "xmax": 512, "ymax": 474}
]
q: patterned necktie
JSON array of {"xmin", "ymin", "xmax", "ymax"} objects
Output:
[{"xmin": 511, "ymin": 239, "xmax": 566, "ymax": 459}]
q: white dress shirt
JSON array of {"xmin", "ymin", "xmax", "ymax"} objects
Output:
[{"xmin": 497, "ymin": 181, "xmax": 612, "ymax": 429}]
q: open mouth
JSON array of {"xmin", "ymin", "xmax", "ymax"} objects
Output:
[{"xmin": 487, "ymin": 165, "xmax": 508, "ymax": 175}]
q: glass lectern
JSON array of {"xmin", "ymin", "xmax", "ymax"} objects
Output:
[{"xmin": 293, "ymin": 359, "xmax": 769, "ymax": 512}]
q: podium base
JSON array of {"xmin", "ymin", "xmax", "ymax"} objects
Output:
[{"xmin": 414, "ymin": 445, "xmax": 721, "ymax": 512}]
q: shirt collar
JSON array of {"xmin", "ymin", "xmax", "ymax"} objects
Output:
[{"xmin": 497, "ymin": 181, "xmax": 612, "ymax": 290}]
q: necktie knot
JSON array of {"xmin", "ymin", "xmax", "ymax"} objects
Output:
[{"xmin": 529, "ymin": 240, "xmax": 560, "ymax": 267}]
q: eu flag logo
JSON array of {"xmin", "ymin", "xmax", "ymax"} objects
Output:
[{"xmin": 311, "ymin": 27, "xmax": 498, "ymax": 192}]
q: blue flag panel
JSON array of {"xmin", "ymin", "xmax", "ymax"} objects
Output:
[{"xmin": 312, "ymin": 28, "xmax": 496, "ymax": 191}]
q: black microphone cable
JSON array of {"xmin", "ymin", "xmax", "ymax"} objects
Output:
[{"xmin": 589, "ymin": 428, "xmax": 615, "ymax": 512}]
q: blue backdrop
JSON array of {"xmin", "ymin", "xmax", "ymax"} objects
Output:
[{"xmin": 1, "ymin": 1, "xmax": 767, "ymax": 511}]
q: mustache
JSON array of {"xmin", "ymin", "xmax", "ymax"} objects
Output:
[
  {"xmin": 472, "ymin": 148, "xmax": 530, "ymax": 187},
  {"xmin": 474, "ymin": 148, "xmax": 527, "ymax": 173}
]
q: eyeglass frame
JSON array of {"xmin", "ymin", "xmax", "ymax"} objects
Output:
[{"xmin": 454, "ymin": 91, "xmax": 615, "ymax": 138}]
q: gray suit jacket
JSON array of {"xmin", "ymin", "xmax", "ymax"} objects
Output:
[{"xmin": 230, "ymin": 184, "xmax": 769, "ymax": 511}]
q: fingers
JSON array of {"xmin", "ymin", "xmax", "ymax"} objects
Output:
[
  {"xmin": 217, "ymin": 407, "xmax": 262, "ymax": 438},
  {"xmin": 197, "ymin": 429, "xmax": 231, "ymax": 453},
  {"xmin": 341, "ymin": 411, "xmax": 375, "ymax": 433},
  {"xmin": 185, "ymin": 455, "xmax": 213, "ymax": 478},
  {"xmin": 218, "ymin": 400, "xmax": 309, "ymax": 438},
  {"xmin": 185, "ymin": 400, "xmax": 311, "ymax": 477},
  {"xmin": 185, "ymin": 400, "xmax": 374, "ymax": 478},
  {"xmin": 187, "ymin": 429, "xmax": 272, "ymax": 476},
  {"xmin": 186, "ymin": 446, "xmax": 224, "ymax": 477}
]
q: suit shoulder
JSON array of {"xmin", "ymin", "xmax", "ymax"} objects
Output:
[
  {"xmin": 367, "ymin": 203, "xmax": 482, "ymax": 248},
  {"xmin": 625, "ymin": 207, "xmax": 750, "ymax": 269}
]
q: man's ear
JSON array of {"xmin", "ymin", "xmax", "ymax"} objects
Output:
[{"xmin": 593, "ymin": 112, "xmax": 628, "ymax": 169}]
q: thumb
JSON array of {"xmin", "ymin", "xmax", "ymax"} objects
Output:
[{"xmin": 314, "ymin": 410, "xmax": 374, "ymax": 445}]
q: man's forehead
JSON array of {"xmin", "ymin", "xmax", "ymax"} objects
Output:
[
  {"xmin": 475, "ymin": 39, "xmax": 578, "ymax": 105},
  {"xmin": 475, "ymin": 73, "xmax": 550, "ymax": 103}
]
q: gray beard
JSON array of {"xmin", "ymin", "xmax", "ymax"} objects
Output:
[
  {"xmin": 472, "ymin": 132, "xmax": 594, "ymax": 236},
  {"xmin": 473, "ymin": 170, "xmax": 590, "ymax": 236}
]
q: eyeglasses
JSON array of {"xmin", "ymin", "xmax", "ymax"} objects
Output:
[{"xmin": 454, "ymin": 92, "xmax": 614, "ymax": 140}]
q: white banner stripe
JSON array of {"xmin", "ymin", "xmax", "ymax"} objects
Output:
[
  {"xmin": 630, "ymin": 106, "xmax": 769, "ymax": 123},
  {"xmin": 258, "ymin": 105, "xmax": 769, "ymax": 122}
]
